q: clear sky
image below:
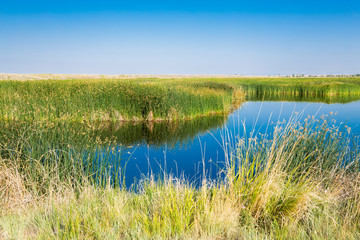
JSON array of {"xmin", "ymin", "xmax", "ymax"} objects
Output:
[{"xmin": 1, "ymin": 0, "xmax": 359, "ymax": 75}]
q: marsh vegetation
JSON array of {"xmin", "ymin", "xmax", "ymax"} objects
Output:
[
  {"xmin": 1, "ymin": 77, "xmax": 360, "ymax": 122},
  {"xmin": 1, "ymin": 77, "xmax": 360, "ymax": 239}
]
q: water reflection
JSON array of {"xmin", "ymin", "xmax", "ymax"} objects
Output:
[
  {"xmin": 2, "ymin": 97, "xmax": 360, "ymax": 187},
  {"xmin": 118, "ymin": 100, "xmax": 360, "ymax": 186},
  {"xmin": 91, "ymin": 114, "xmax": 227, "ymax": 147},
  {"xmin": 246, "ymin": 92, "xmax": 360, "ymax": 104}
]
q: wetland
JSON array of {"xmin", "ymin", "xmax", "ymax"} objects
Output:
[{"xmin": 1, "ymin": 77, "xmax": 360, "ymax": 239}]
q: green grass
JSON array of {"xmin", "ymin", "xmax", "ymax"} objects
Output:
[
  {"xmin": 1, "ymin": 76, "xmax": 360, "ymax": 239},
  {"xmin": 217, "ymin": 77, "xmax": 360, "ymax": 101},
  {"xmin": 1, "ymin": 116, "xmax": 360, "ymax": 239},
  {"xmin": 0, "ymin": 79, "xmax": 238, "ymax": 122},
  {"xmin": 1, "ymin": 77, "xmax": 360, "ymax": 122}
]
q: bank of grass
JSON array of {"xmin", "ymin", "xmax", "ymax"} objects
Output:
[
  {"xmin": 227, "ymin": 76, "xmax": 360, "ymax": 98},
  {"xmin": 1, "ymin": 77, "xmax": 360, "ymax": 122},
  {"xmin": 1, "ymin": 116, "xmax": 360, "ymax": 239},
  {"xmin": 0, "ymin": 79, "xmax": 239, "ymax": 122}
]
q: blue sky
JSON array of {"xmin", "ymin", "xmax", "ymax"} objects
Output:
[{"xmin": 1, "ymin": 0, "xmax": 359, "ymax": 75}]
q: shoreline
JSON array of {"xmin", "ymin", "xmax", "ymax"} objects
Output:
[{"xmin": 1, "ymin": 73, "xmax": 358, "ymax": 81}]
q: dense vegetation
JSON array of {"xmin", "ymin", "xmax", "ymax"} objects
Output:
[
  {"xmin": 0, "ymin": 79, "xmax": 239, "ymax": 122},
  {"xmin": 1, "ymin": 77, "xmax": 360, "ymax": 239},
  {"xmin": 1, "ymin": 77, "xmax": 360, "ymax": 122}
]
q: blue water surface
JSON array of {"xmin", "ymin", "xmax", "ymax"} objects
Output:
[{"xmin": 104, "ymin": 101, "xmax": 360, "ymax": 187}]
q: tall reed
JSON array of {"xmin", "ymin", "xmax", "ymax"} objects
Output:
[{"xmin": 2, "ymin": 77, "xmax": 360, "ymax": 123}]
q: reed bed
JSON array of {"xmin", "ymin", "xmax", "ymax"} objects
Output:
[
  {"xmin": 1, "ymin": 116, "xmax": 359, "ymax": 239},
  {"xmin": 0, "ymin": 79, "xmax": 236, "ymax": 122},
  {"xmin": 226, "ymin": 77, "xmax": 360, "ymax": 99},
  {"xmin": 1, "ymin": 77, "xmax": 360, "ymax": 123}
]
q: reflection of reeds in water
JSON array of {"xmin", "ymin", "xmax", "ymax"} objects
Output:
[
  {"xmin": 246, "ymin": 91, "xmax": 360, "ymax": 103},
  {"xmin": 241, "ymin": 83, "xmax": 360, "ymax": 103},
  {"xmin": 0, "ymin": 113, "xmax": 228, "ymax": 164},
  {"xmin": 93, "ymin": 114, "xmax": 228, "ymax": 147}
]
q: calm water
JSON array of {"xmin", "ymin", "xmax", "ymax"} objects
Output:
[{"xmin": 103, "ymin": 101, "xmax": 360, "ymax": 186}]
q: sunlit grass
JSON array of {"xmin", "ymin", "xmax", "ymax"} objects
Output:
[
  {"xmin": 1, "ymin": 116, "xmax": 359, "ymax": 239},
  {"xmin": 1, "ymin": 77, "xmax": 360, "ymax": 122},
  {"xmin": 0, "ymin": 79, "xmax": 237, "ymax": 122}
]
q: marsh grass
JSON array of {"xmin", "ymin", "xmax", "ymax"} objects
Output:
[
  {"xmin": 225, "ymin": 77, "xmax": 360, "ymax": 102},
  {"xmin": 1, "ymin": 76, "xmax": 360, "ymax": 239},
  {"xmin": 1, "ymin": 116, "xmax": 360, "ymax": 239},
  {"xmin": 2, "ymin": 77, "xmax": 360, "ymax": 123},
  {"xmin": 0, "ymin": 79, "xmax": 236, "ymax": 122}
]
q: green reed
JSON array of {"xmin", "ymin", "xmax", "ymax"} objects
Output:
[
  {"xmin": 0, "ymin": 79, "xmax": 235, "ymax": 122},
  {"xmin": 2, "ymin": 77, "xmax": 360, "ymax": 123}
]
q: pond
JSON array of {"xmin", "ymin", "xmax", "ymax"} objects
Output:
[{"xmin": 106, "ymin": 100, "xmax": 360, "ymax": 187}]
